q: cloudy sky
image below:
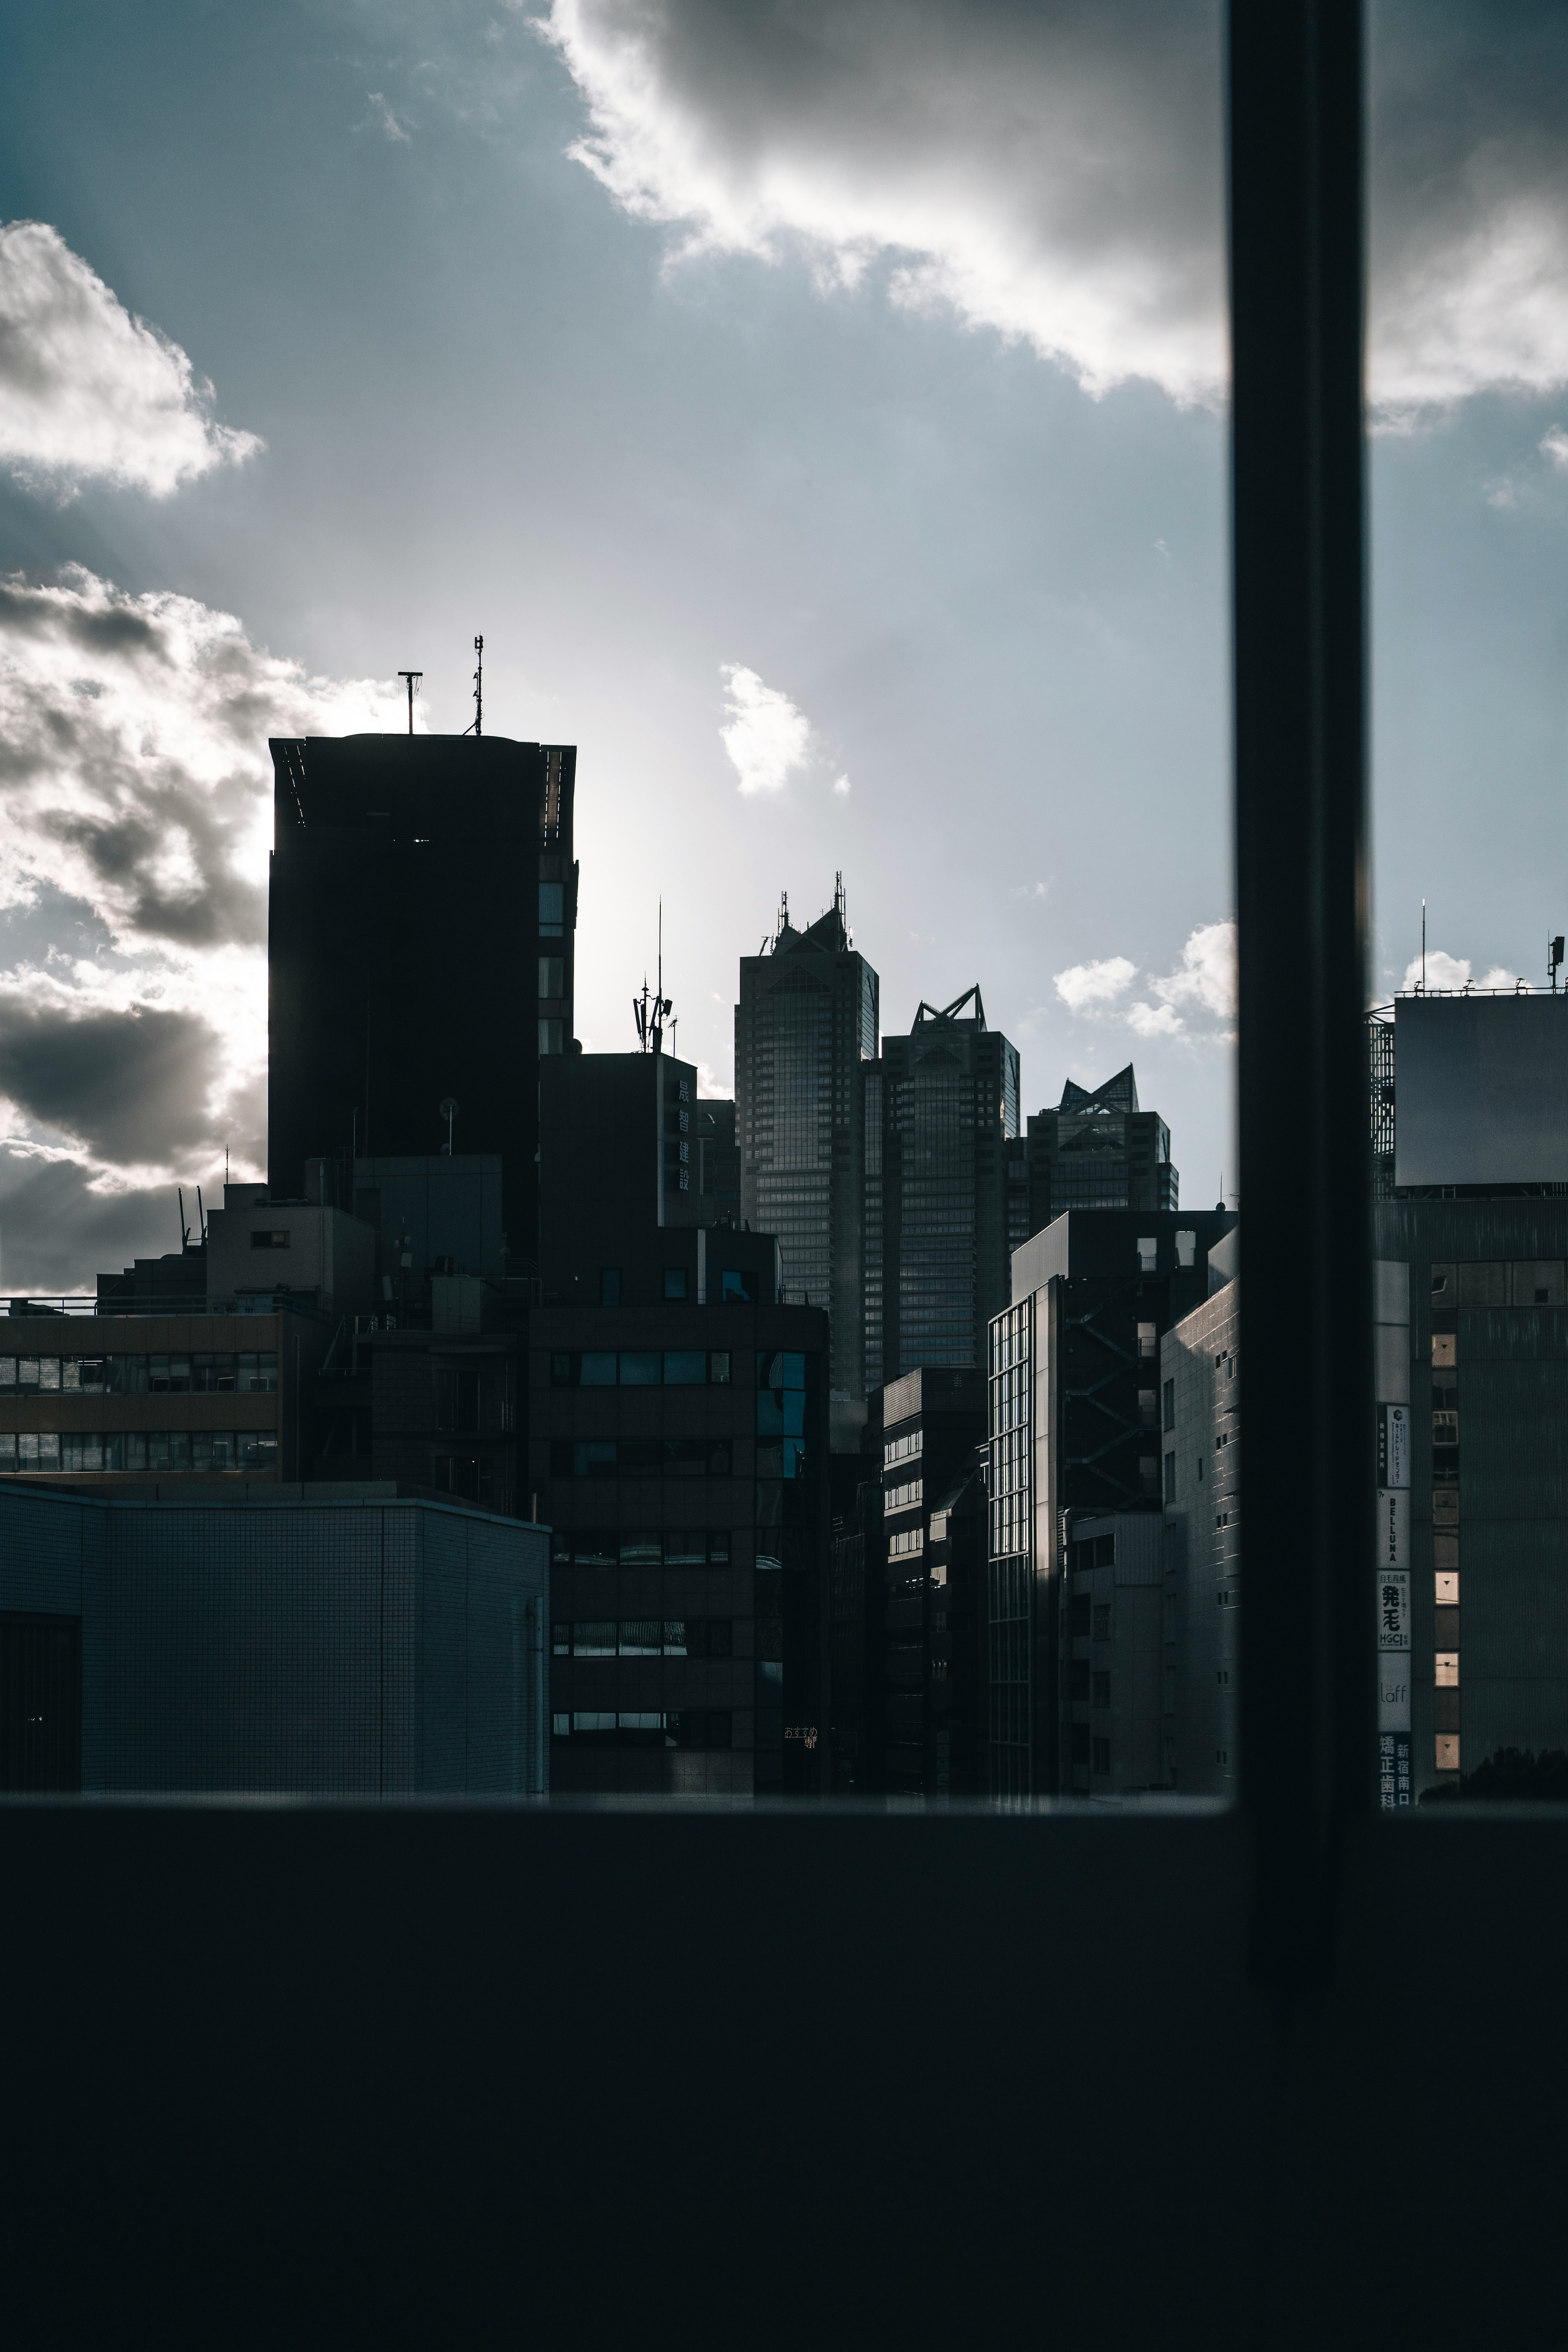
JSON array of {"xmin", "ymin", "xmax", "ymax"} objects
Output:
[{"xmin": 1, "ymin": 0, "xmax": 1567, "ymax": 1288}]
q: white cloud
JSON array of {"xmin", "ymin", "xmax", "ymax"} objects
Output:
[
  {"xmin": 1398, "ymin": 949, "xmax": 1523, "ymax": 994},
  {"xmin": 366, "ymin": 93, "xmax": 413, "ymax": 143},
  {"xmin": 1148, "ymin": 918, "xmax": 1236, "ymax": 1023},
  {"xmin": 1543, "ymin": 426, "xmax": 1568, "ymax": 469},
  {"xmin": 831, "ymin": 772, "xmax": 851, "ymax": 796},
  {"xmin": 539, "ymin": 1, "xmax": 1568, "ymax": 416},
  {"xmin": 719, "ymin": 662, "xmax": 815, "ymax": 795},
  {"xmin": 0, "ymin": 221, "xmax": 262, "ymax": 499},
  {"xmin": 1125, "ymin": 999, "xmax": 1185, "ymax": 1040},
  {"xmin": 0, "ymin": 566, "xmax": 410, "ymax": 1190},
  {"xmin": 1054, "ymin": 956, "xmax": 1136, "ymax": 1016},
  {"xmin": 1401, "ymin": 947, "xmax": 1472, "ymax": 993}
]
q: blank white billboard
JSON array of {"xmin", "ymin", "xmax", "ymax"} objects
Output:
[{"xmin": 1394, "ymin": 995, "xmax": 1568, "ymax": 1187}]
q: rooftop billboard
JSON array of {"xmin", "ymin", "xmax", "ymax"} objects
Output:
[{"xmin": 1394, "ymin": 995, "xmax": 1568, "ymax": 1187}]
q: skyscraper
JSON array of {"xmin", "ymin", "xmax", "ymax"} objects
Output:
[
  {"xmin": 1027, "ymin": 1065, "xmax": 1177, "ymax": 1230},
  {"xmin": 869, "ymin": 987, "xmax": 1019, "ymax": 1385},
  {"xmin": 267, "ymin": 732, "xmax": 575, "ymax": 1261},
  {"xmin": 736, "ymin": 882, "xmax": 879, "ymax": 1399}
]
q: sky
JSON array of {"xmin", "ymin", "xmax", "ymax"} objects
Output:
[{"xmin": 1, "ymin": 0, "xmax": 1567, "ymax": 1289}]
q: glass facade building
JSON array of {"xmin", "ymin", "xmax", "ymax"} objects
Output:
[
  {"xmin": 736, "ymin": 884, "xmax": 879, "ymax": 1400},
  {"xmin": 871, "ymin": 988, "xmax": 1020, "ymax": 1384},
  {"xmin": 1027, "ymin": 1066, "xmax": 1178, "ymax": 1229}
]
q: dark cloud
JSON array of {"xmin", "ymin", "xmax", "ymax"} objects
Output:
[
  {"xmin": 0, "ymin": 1149, "xmax": 192, "ymax": 1297},
  {"xmin": 0, "ymin": 997, "xmax": 219, "ymax": 1162}
]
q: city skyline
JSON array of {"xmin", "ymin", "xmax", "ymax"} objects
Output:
[{"xmin": 2, "ymin": 0, "xmax": 1566, "ymax": 1296}]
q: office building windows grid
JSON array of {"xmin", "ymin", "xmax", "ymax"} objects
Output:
[
  {"xmin": 989, "ymin": 1298, "xmax": 1033, "ymax": 1794},
  {"xmin": 0, "ymin": 1430, "xmax": 278, "ymax": 1474}
]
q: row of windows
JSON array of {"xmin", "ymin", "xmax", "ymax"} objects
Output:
[
  {"xmin": 889, "ymin": 1527, "xmax": 924, "ymax": 1559},
  {"xmin": 551, "ymin": 1439, "xmax": 731, "ymax": 1479},
  {"xmin": 595, "ymin": 1268, "xmax": 760, "ymax": 1306},
  {"xmin": 0, "ymin": 1430, "xmax": 278, "ymax": 1472},
  {"xmin": 884, "ymin": 1430, "xmax": 922, "ymax": 1468},
  {"xmin": 552, "ymin": 1710, "xmax": 733, "ymax": 1748},
  {"xmin": 550, "ymin": 1529, "xmax": 732, "ymax": 1568},
  {"xmin": 552, "ymin": 1349, "xmax": 732, "ymax": 1388},
  {"xmin": 552, "ymin": 1618, "xmax": 733, "ymax": 1658},
  {"xmin": 885, "ymin": 1477, "xmax": 922, "ymax": 1512},
  {"xmin": 0, "ymin": 1351, "xmax": 278, "ymax": 1395}
]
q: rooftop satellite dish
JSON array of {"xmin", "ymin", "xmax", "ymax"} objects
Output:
[{"xmin": 439, "ymin": 1096, "xmax": 458, "ymax": 1155}]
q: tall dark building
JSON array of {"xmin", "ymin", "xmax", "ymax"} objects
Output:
[
  {"xmin": 870, "ymin": 988, "xmax": 1019, "ymax": 1385},
  {"xmin": 267, "ymin": 732, "xmax": 576, "ymax": 1262},
  {"xmin": 736, "ymin": 884, "xmax": 879, "ymax": 1401},
  {"xmin": 1027, "ymin": 1065, "xmax": 1176, "ymax": 1230}
]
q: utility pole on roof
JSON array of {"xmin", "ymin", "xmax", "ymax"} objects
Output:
[{"xmin": 397, "ymin": 670, "xmax": 422, "ymax": 736}]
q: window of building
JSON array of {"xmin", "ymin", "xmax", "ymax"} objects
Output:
[
  {"xmin": 709, "ymin": 1352, "xmax": 731, "ymax": 1384},
  {"xmin": 1435, "ymin": 1653, "xmax": 1459, "ymax": 1688},
  {"xmin": 539, "ymin": 882, "xmax": 564, "ymax": 936},
  {"xmin": 599, "ymin": 1268, "xmax": 621, "ymax": 1306},
  {"xmin": 664, "ymin": 1268, "xmax": 688, "ymax": 1301},
  {"xmin": 572, "ymin": 1623, "xmax": 616, "ymax": 1656},
  {"xmin": 1071, "ymin": 1595, "xmax": 1090, "ymax": 1637},
  {"xmin": 1093, "ymin": 1605, "xmax": 1111, "ymax": 1642},
  {"xmin": 1137, "ymin": 1238, "xmax": 1158, "ymax": 1274},
  {"xmin": 1163, "ymin": 1378, "xmax": 1175, "ymax": 1432},
  {"xmin": 250, "ymin": 1229, "xmax": 290, "ymax": 1250},
  {"xmin": 538, "ymin": 1018, "xmax": 565, "ymax": 1056},
  {"xmin": 620, "ymin": 1350, "xmax": 661, "ymax": 1385},
  {"xmin": 1435, "ymin": 1571, "xmax": 1459, "ymax": 1605},
  {"xmin": 1175, "ymin": 1230, "xmax": 1196, "ymax": 1269},
  {"xmin": 1435, "ymin": 1735, "xmax": 1461, "ymax": 1774},
  {"xmin": 1138, "ymin": 1389, "xmax": 1157, "ymax": 1429},
  {"xmin": 721, "ymin": 1268, "xmax": 756, "ymax": 1302},
  {"xmin": 538, "ymin": 956, "xmax": 565, "ymax": 998},
  {"xmin": 1092, "ymin": 1671, "xmax": 1111, "ymax": 1708},
  {"xmin": 1137, "ymin": 1321, "xmax": 1157, "ymax": 1360}
]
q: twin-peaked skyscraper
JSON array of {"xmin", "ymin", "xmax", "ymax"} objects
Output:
[{"xmin": 736, "ymin": 883, "xmax": 1028, "ymax": 1402}]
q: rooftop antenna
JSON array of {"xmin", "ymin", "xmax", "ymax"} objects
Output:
[
  {"xmin": 397, "ymin": 670, "xmax": 422, "ymax": 737},
  {"xmin": 196, "ymin": 1185, "xmax": 207, "ymax": 1245},
  {"xmin": 177, "ymin": 1187, "xmax": 191, "ymax": 1250},
  {"xmin": 464, "ymin": 635, "xmax": 483, "ymax": 737},
  {"xmin": 632, "ymin": 901, "xmax": 673, "ymax": 1053},
  {"xmin": 439, "ymin": 1096, "xmax": 458, "ymax": 1156},
  {"xmin": 1421, "ymin": 898, "xmax": 1426, "ymax": 993},
  {"xmin": 225, "ymin": 1145, "xmax": 229, "ymax": 1189},
  {"xmin": 1551, "ymin": 934, "xmax": 1565, "ymax": 994}
]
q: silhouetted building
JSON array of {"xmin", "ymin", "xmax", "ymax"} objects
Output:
[
  {"xmin": 871, "ymin": 989, "xmax": 1019, "ymax": 1384},
  {"xmin": 1159, "ymin": 1226, "xmax": 1241, "ymax": 1795},
  {"xmin": 267, "ymin": 731, "xmax": 575, "ymax": 1262},
  {"xmin": 539, "ymin": 1050, "xmax": 704, "ymax": 1296},
  {"xmin": 988, "ymin": 1208, "xmax": 1234, "ymax": 1797},
  {"xmin": 532, "ymin": 1222, "xmax": 831, "ymax": 1797},
  {"xmin": 737, "ymin": 883, "xmax": 879, "ymax": 1400},
  {"xmin": 690, "ymin": 1097, "xmax": 741, "ymax": 1220},
  {"xmin": 1371, "ymin": 1198, "xmax": 1568, "ymax": 1799},
  {"xmin": 875, "ymin": 1367, "xmax": 987, "ymax": 1795},
  {"xmin": 0, "ymin": 1481, "xmax": 547, "ymax": 1793},
  {"xmin": 1027, "ymin": 1065, "xmax": 1176, "ymax": 1229}
]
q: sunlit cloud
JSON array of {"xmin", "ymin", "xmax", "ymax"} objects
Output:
[
  {"xmin": 1054, "ymin": 956, "xmax": 1136, "ymax": 1016},
  {"xmin": 541, "ymin": 0, "xmax": 1568, "ymax": 417},
  {"xmin": 0, "ymin": 220, "xmax": 261, "ymax": 499},
  {"xmin": 719, "ymin": 662, "xmax": 815, "ymax": 795},
  {"xmin": 0, "ymin": 567, "xmax": 410, "ymax": 1217}
]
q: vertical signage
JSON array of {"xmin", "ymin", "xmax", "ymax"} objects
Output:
[
  {"xmin": 1377, "ymin": 1559, "xmax": 1412, "ymax": 1809},
  {"xmin": 1377, "ymin": 1404, "xmax": 1410, "ymax": 1491}
]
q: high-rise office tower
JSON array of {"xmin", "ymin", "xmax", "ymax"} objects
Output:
[
  {"xmin": 868, "ymin": 988, "xmax": 1019, "ymax": 1385},
  {"xmin": 268, "ymin": 732, "xmax": 575, "ymax": 1260},
  {"xmin": 1027, "ymin": 1065, "xmax": 1177, "ymax": 1231},
  {"xmin": 736, "ymin": 882, "xmax": 879, "ymax": 1400}
]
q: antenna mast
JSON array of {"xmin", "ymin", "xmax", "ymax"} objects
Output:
[
  {"xmin": 1421, "ymin": 898, "xmax": 1426, "ymax": 992},
  {"xmin": 397, "ymin": 670, "xmax": 422, "ymax": 736},
  {"xmin": 632, "ymin": 901, "xmax": 674, "ymax": 1053},
  {"xmin": 468, "ymin": 635, "xmax": 483, "ymax": 737}
]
